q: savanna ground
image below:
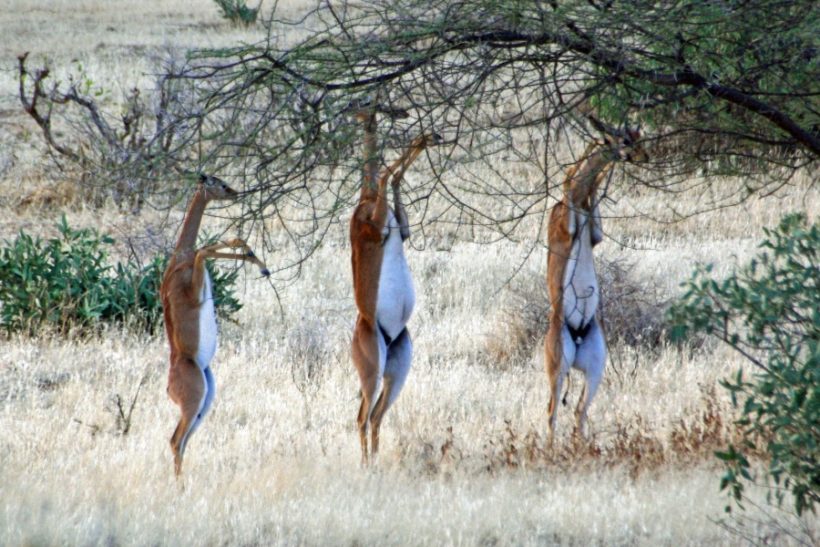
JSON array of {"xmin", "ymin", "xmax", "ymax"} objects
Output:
[{"xmin": 0, "ymin": 1, "xmax": 817, "ymax": 545}]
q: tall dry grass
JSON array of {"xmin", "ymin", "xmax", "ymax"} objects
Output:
[
  {"xmin": 1, "ymin": 1, "xmax": 818, "ymax": 545},
  {"xmin": 2, "ymin": 226, "xmax": 817, "ymax": 544}
]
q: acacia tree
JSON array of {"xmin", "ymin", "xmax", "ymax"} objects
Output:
[
  {"xmin": 166, "ymin": 0, "xmax": 816, "ymax": 268},
  {"xmin": 20, "ymin": 0, "xmax": 818, "ymax": 274}
]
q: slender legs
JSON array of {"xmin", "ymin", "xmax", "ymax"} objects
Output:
[
  {"xmin": 352, "ymin": 320, "xmax": 412, "ymax": 465},
  {"xmin": 370, "ymin": 328, "xmax": 412, "ymax": 457},
  {"xmin": 168, "ymin": 359, "xmax": 215, "ymax": 476},
  {"xmin": 352, "ymin": 318, "xmax": 384, "ymax": 465},
  {"xmin": 545, "ymin": 317, "xmax": 606, "ymax": 445},
  {"xmin": 572, "ymin": 319, "xmax": 605, "ymax": 438},
  {"xmin": 194, "ymin": 238, "xmax": 270, "ymax": 276},
  {"xmin": 545, "ymin": 318, "xmax": 576, "ymax": 445}
]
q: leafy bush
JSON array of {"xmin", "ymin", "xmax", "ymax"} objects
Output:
[
  {"xmin": 0, "ymin": 217, "xmax": 241, "ymax": 336},
  {"xmin": 213, "ymin": 0, "xmax": 259, "ymax": 26},
  {"xmin": 669, "ymin": 213, "xmax": 819, "ymax": 517}
]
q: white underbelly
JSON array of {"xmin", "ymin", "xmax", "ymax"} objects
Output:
[
  {"xmin": 563, "ymin": 236, "xmax": 599, "ymax": 330},
  {"xmin": 196, "ymin": 270, "xmax": 218, "ymax": 368},
  {"xmin": 376, "ymin": 219, "xmax": 415, "ymax": 340}
]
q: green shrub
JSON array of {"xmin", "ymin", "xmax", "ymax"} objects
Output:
[
  {"xmin": 0, "ymin": 216, "xmax": 241, "ymax": 336},
  {"xmin": 669, "ymin": 213, "xmax": 819, "ymax": 517},
  {"xmin": 213, "ymin": 0, "xmax": 259, "ymax": 26}
]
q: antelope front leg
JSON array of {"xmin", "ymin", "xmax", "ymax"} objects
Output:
[
  {"xmin": 194, "ymin": 238, "xmax": 270, "ymax": 275},
  {"xmin": 391, "ymin": 182, "xmax": 410, "ymax": 240},
  {"xmin": 197, "ymin": 238, "xmax": 263, "ymax": 259},
  {"xmin": 590, "ymin": 203, "xmax": 604, "ymax": 246}
]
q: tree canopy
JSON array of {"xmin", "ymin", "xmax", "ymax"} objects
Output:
[{"xmin": 20, "ymin": 0, "xmax": 819, "ymax": 274}]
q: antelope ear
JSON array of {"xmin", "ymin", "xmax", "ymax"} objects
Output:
[{"xmin": 198, "ymin": 173, "xmax": 208, "ymax": 184}]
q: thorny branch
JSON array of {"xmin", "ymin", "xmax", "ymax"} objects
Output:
[
  {"xmin": 18, "ymin": 52, "xmax": 200, "ymax": 213},
  {"xmin": 17, "ymin": 1, "xmax": 818, "ymax": 281}
]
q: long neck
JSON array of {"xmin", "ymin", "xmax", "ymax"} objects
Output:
[
  {"xmin": 360, "ymin": 115, "xmax": 379, "ymax": 198},
  {"xmin": 174, "ymin": 189, "xmax": 207, "ymax": 256},
  {"xmin": 566, "ymin": 147, "xmax": 613, "ymax": 208}
]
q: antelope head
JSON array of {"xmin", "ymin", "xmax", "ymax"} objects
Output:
[
  {"xmin": 198, "ymin": 173, "xmax": 239, "ymax": 202},
  {"xmin": 605, "ymin": 127, "xmax": 649, "ymax": 163}
]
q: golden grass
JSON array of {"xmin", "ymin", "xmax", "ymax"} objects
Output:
[
  {"xmin": 2, "ymin": 233, "xmax": 816, "ymax": 544},
  {"xmin": 0, "ymin": 317, "xmax": 739, "ymax": 546},
  {"xmin": 1, "ymin": 2, "xmax": 818, "ymax": 545}
]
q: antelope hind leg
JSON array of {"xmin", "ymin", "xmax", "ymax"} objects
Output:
[
  {"xmin": 572, "ymin": 318, "xmax": 606, "ymax": 439},
  {"xmin": 184, "ymin": 366, "xmax": 216, "ymax": 440},
  {"xmin": 168, "ymin": 357, "xmax": 207, "ymax": 476},
  {"xmin": 351, "ymin": 319, "xmax": 386, "ymax": 465},
  {"xmin": 369, "ymin": 327, "xmax": 412, "ymax": 458},
  {"xmin": 545, "ymin": 321, "xmax": 576, "ymax": 445}
]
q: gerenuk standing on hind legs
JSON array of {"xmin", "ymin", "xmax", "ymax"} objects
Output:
[
  {"xmin": 349, "ymin": 107, "xmax": 442, "ymax": 465},
  {"xmin": 545, "ymin": 126, "xmax": 648, "ymax": 446},
  {"xmin": 162, "ymin": 173, "xmax": 270, "ymax": 477}
]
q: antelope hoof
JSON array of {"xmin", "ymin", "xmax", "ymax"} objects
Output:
[{"xmin": 260, "ymin": 268, "xmax": 270, "ymax": 277}]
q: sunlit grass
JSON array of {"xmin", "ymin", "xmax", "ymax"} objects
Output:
[
  {"xmin": 2, "ymin": 235, "xmax": 815, "ymax": 544},
  {"xmin": 1, "ymin": 1, "xmax": 818, "ymax": 545}
]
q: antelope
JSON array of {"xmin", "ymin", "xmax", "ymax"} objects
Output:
[
  {"xmin": 162, "ymin": 173, "xmax": 269, "ymax": 476},
  {"xmin": 545, "ymin": 128, "xmax": 648, "ymax": 444},
  {"xmin": 350, "ymin": 109, "xmax": 441, "ymax": 464}
]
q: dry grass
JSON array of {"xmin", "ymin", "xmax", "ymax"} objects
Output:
[
  {"xmin": 1, "ymin": 2, "xmax": 818, "ymax": 545},
  {"xmin": 0, "ymin": 317, "xmax": 741, "ymax": 546},
  {"xmin": 2, "ymin": 237, "xmax": 816, "ymax": 545}
]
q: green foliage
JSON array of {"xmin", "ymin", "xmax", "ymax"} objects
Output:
[
  {"xmin": 0, "ymin": 217, "xmax": 242, "ymax": 336},
  {"xmin": 213, "ymin": 0, "xmax": 258, "ymax": 26},
  {"xmin": 669, "ymin": 213, "xmax": 819, "ymax": 516}
]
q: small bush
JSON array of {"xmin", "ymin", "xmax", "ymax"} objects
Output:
[
  {"xmin": 669, "ymin": 213, "xmax": 819, "ymax": 517},
  {"xmin": 485, "ymin": 256, "xmax": 670, "ymax": 367},
  {"xmin": 484, "ymin": 271, "xmax": 549, "ymax": 367},
  {"xmin": 18, "ymin": 54, "xmax": 194, "ymax": 213},
  {"xmin": 213, "ymin": 0, "xmax": 259, "ymax": 26},
  {"xmin": 597, "ymin": 258, "xmax": 669, "ymax": 348},
  {"xmin": 0, "ymin": 216, "xmax": 241, "ymax": 336}
]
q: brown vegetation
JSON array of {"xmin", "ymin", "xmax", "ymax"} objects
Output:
[{"xmin": 0, "ymin": 2, "xmax": 816, "ymax": 545}]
